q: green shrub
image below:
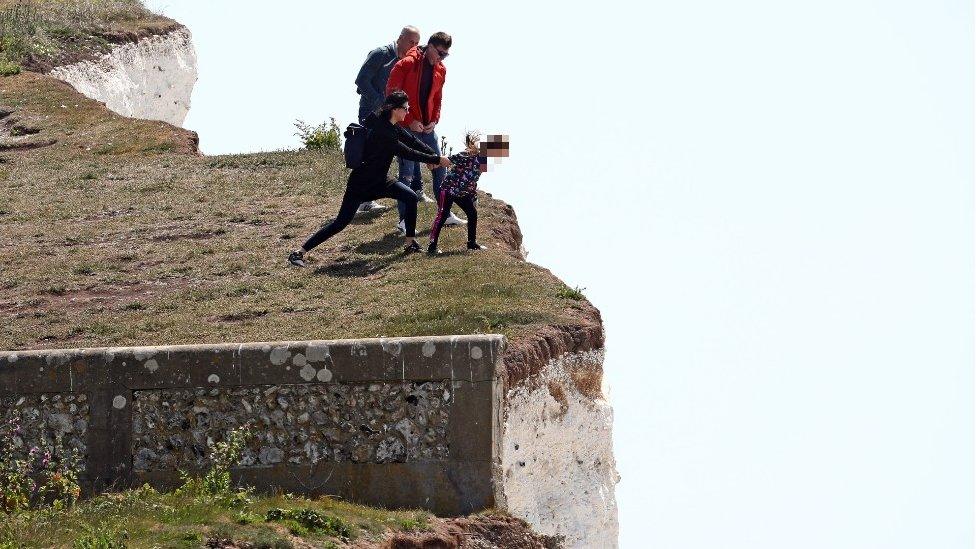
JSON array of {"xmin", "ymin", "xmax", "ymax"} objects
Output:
[
  {"xmin": 72, "ymin": 526, "xmax": 126, "ymax": 549},
  {"xmin": 294, "ymin": 118, "xmax": 342, "ymax": 151},
  {"xmin": 280, "ymin": 519, "xmax": 308, "ymax": 536},
  {"xmin": 0, "ymin": 60, "xmax": 20, "ymax": 76},
  {"xmin": 176, "ymin": 425, "xmax": 252, "ymax": 508},
  {"xmin": 235, "ymin": 509, "xmax": 261, "ymax": 524},
  {"xmin": 265, "ymin": 507, "xmax": 352, "ymax": 539},
  {"xmin": 556, "ymin": 285, "xmax": 586, "ymax": 301}
]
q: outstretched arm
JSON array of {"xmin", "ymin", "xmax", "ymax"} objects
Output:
[
  {"xmin": 396, "ymin": 126, "xmax": 436, "ymax": 155},
  {"xmin": 382, "ymin": 133, "xmax": 440, "ymax": 164}
]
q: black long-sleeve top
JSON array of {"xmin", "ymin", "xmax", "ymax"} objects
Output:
[{"xmin": 348, "ymin": 113, "xmax": 440, "ymax": 196}]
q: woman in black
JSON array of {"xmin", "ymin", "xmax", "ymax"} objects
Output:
[{"xmin": 288, "ymin": 90, "xmax": 450, "ymax": 267}]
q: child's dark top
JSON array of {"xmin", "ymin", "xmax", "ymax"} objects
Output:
[{"xmin": 442, "ymin": 151, "xmax": 487, "ymax": 198}]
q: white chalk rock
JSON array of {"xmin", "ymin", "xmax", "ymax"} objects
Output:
[{"xmin": 50, "ymin": 28, "xmax": 198, "ymax": 127}]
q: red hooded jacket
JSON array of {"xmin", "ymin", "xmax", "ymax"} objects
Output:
[{"xmin": 385, "ymin": 45, "xmax": 446, "ymax": 128}]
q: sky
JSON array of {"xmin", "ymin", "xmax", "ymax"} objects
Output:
[{"xmin": 145, "ymin": 1, "xmax": 974, "ymax": 547}]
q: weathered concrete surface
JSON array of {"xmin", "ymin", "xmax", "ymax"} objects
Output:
[{"xmin": 0, "ymin": 335, "xmax": 504, "ymax": 516}]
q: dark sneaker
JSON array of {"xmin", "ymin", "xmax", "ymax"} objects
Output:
[
  {"xmin": 467, "ymin": 242, "xmax": 487, "ymax": 250},
  {"xmin": 427, "ymin": 242, "xmax": 442, "ymax": 255},
  {"xmin": 287, "ymin": 250, "xmax": 306, "ymax": 267},
  {"xmin": 404, "ymin": 241, "xmax": 422, "ymax": 254}
]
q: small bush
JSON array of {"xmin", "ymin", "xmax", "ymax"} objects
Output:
[
  {"xmin": 72, "ymin": 526, "xmax": 126, "ymax": 549},
  {"xmin": 556, "ymin": 285, "xmax": 586, "ymax": 301},
  {"xmin": 294, "ymin": 118, "xmax": 341, "ymax": 151},
  {"xmin": 176, "ymin": 425, "xmax": 252, "ymax": 508},
  {"xmin": 0, "ymin": 60, "xmax": 20, "ymax": 76},
  {"xmin": 265, "ymin": 507, "xmax": 352, "ymax": 539},
  {"xmin": 280, "ymin": 519, "xmax": 308, "ymax": 537},
  {"xmin": 235, "ymin": 509, "xmax": 261, "ymax": 524}
]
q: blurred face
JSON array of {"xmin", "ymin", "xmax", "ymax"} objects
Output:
[
  {"xmin": 479, "ymin": 140, "xmax": 510, "ymax": 157},
  {"xmin": 396, "ymin": 31, "xmax": 420, "ymax": 57},
  {"xmin": 478, "ymin": 139, "xmax": 509, "ymax": 172}
]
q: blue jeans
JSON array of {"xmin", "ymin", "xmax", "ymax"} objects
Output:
[{"xmin": 397, "ymin": 129, "xmax": 448, "ymax": 220}]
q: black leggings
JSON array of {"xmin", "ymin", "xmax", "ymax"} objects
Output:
[
  {"xmin": 303, "ymin": 181, "xmax": 419, "ymax": 252},
  {"xmin": 429, "ymin": 190, "xmax": 477, "ymax": 246}
]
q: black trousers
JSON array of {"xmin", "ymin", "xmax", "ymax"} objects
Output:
[
  {"xmin": 429, "ymin": 189, "xmax": 478, "ymax": 246},
  {"xmin": 303, "ymin": 180, "xmax": 419, "ymax": 252}
]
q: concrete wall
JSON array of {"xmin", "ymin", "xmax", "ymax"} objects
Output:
[{"xmin": 0, "ymin": 335, "xmax": 503, "ymax": 516}]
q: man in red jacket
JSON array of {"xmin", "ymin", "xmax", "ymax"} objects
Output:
[{"xmin": 386, "ymin": 31, "xmax": 465, "ymax": 231}]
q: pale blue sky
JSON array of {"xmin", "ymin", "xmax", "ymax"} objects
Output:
[{"xmin": 145, "ymin": 1, "xmax": 974, "ymax": 547}]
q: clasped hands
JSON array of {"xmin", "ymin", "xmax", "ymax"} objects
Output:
[
  {"xmin": 409, "ymin": 120, "xmax": 436, "ymax": 133},
  {"xmin": 427, "ymin": 156, "xmax": 451, "ymax": 170}
]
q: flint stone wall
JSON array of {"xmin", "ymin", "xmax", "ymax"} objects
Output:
[
  {"xmin": 132, "ymin": 382, "xmax": 452, "ymax": 470},
  {"xmin": 0, "ymin": 393, "xmax": 90, "ymax": 471},
  {"xmin": 0, "ymin": 335, "xmax": 504, "ymax": 515}
]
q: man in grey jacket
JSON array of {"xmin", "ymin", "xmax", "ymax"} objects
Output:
[
  {"xmin": 356, "ymin": 26, "xmax": 420, "ymax": 122},
  {"xmin": 353, "ymin": 26, "xmax": 421, "ymax": 213}
]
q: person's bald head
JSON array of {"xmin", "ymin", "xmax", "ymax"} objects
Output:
[{"xmin": 396, "ymin": 26, "xmax": 420, "ymax": 57}]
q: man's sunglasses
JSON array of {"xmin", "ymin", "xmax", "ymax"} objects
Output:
[
  {"xmin": 434, "ymin": 48, "xmax": 450, "ymax": 59},
  {"xmin": 397, "ymin": 104, "xmax": 410, "ymax": 111}
]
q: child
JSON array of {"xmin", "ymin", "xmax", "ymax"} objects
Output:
[{"xmin": 427, "ymin": 131, "xmax": 510, "ymax": 255}]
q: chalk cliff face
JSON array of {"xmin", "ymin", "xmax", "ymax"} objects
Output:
[
  {"xmin": 49, "ymin": 28, "xmax": 197, "ymax": 127},
  {"xmin": 502, "ymin": 349, "xmax": 619, "ymax": 548}
]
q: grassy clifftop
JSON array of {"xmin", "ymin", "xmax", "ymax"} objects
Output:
[
  {"xmin": 0, "ymin": 0, "xmax": 179, "ymax": 73},
  {"xmin": 0, "ymin": 71, "xmax": 598, "ymax": 357}
]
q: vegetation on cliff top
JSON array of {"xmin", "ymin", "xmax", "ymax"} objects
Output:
[
  {"xmin": 0, "ymin": 0, "xmax": 178, "ymax": 72},
  {"xmin": 0, "ymin": 487, "xmax": 552, "ymax": 548},
  {"xmin": 0, "ymin": 424, "xmax": 554, "ymax": 548},
  {"xmin": 0, "ymin": 71, "xmax": 595, "ymax": 352}
]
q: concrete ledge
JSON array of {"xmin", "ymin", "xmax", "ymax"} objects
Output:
[{"xmin": 0, "ymin": 335, "xmax": 505, "ymax": 515}]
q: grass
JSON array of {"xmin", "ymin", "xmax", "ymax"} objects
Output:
[
  {"xmin": 0, "ymin": 70, "xmax": 595, "ymax": 352},
  {"xmin": 0, "ymin": 0, "xmax": 178, "ymax": 71},
  {"xmin": 0, "ymin": 485, "xmax": 439, "ymax": 548}
]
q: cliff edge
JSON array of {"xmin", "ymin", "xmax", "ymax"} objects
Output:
[{"xmin": 0, "ymin": 6, "xmax": 618, "ymax": 547}]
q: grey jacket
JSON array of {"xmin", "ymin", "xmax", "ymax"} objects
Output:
[{"xmin": 355, "ymin": 44, "xmax": 398, "ymax": 122}]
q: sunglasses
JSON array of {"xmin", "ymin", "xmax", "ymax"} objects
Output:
[
  {"xmin": 397, "ymin": 104, "xmax": 410, "ymax": 111},
  {"xmin": 434, "ymin": 48, "xmax": 450, "ymax": 59}
]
